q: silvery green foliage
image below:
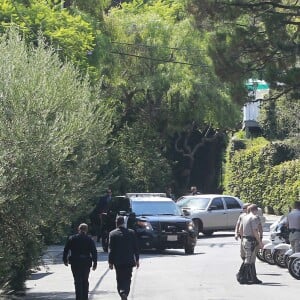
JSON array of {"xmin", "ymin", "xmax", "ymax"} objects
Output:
[{"xmin": 0, "ymin": 29, "xmax": 112, "ymax": 292}]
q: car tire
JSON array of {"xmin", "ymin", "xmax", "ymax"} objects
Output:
[{"xmin": 184, "ymin": 244, "xmax": 195, "ymax": 255}]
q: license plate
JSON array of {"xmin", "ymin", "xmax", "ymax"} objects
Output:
[{"xmin": 167, "ymin": 235, "xmax": 178, "ymax": 241}]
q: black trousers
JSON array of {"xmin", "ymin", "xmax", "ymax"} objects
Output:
[
  {"xmin": 71, "ymin": 263, "xmax": 91, "ymax": 300},
  {"xmin": 115, "ymin": 265, "xmax": 133, "ymax": 297}
]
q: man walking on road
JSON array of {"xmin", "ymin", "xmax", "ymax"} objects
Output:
[
  {"xmin": 63, "ymin": 223, "xmax": 97, "ymax": 300},
  {"xmin": 108, "ymin": 216, "xmax": 140, "ymax": 300},
  {"xmin": 234, "ymin": 203, "xmax": 251, "ymax": 261},
  {"xmin": 287, "ymin": 201, "xmax": 300, "ymax": 253},
  {"xmin": 238, "ymin": 204, "xmax": 264, "ymax": 284}
]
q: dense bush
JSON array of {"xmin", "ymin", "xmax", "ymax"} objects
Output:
[
  {"xmin": 224, "ymin": 137, "xmax": 299, "ymax": 213},
  {"xmin": 0, "ymin": 30, "xmax": 112, "ymax": 293}
]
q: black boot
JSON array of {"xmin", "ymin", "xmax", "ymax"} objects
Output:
[
  {"xmin": 250, "ymin": 264, "xmax": 262, "ymax": 284},
  {"xmin": 237, "ymin": 263, "xmax": 251, "ymax": 284}
]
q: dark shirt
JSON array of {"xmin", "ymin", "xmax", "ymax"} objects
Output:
[
  {"xmin": 108, "ymin": 226, "xmax": 139, "ymax": 267},
  {"xmin": 97, "ymin": 194, "xmax": 112, "ymax": 213},
  {"xmin": 63, "ymin": 233, "xmax": 97, "ymax": 267}
]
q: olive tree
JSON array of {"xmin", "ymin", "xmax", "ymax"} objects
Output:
[{"xmin": 0, "ymin": 29, "xmax": 112, "ymax": 292}]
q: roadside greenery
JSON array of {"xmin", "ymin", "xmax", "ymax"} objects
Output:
[
  {"xmin": 0, "ymin": 29, "xmax": 112, "ymax": 292},
  {"xmin": 0, "ymin": 0, "xmax": 299, "ymax": 294},
  {"xmin": 225, "ymin": 135, "xmax": 300, "ymax": 213}
]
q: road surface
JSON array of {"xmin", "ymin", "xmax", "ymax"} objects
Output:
[{"xmin": 23, "ymin": 215, "xmax": 300, "ymax": 300}]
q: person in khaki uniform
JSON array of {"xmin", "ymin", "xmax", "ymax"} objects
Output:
[
  {"xmin": 287, "ymin": 201, "xmax": 300, "ymax": 253},
  {"xmin": 238, "ymin": 204, "xmax": 264, "ymax": 284},
  {"xmin": 235, "ymin": 203, "xmax": 251, "ymax": 261}
]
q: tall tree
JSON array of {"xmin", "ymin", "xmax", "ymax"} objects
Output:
[
  {"xmin": 188, "ymin": 0, "xmax": 299, "ymax": 103},
  {"xmin": 99, "ymin": 0, "xmax": 241, "ymax": 193}
]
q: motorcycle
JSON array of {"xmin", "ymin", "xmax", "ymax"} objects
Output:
[
  {"xmin": 262, "ymin": 216, "xmax": 289, "ymax": 265},
  {"xmin": 288, "ymin": 252, "xmax": 300, "ymax": 280},
  {"xmin": 257, "ymin": 239, "xmax": 273, "ymax": 262}
]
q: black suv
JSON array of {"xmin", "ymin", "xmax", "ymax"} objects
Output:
[{"xmin": 101, "ymin": 193, "xmax": 197, "ymax": 254}]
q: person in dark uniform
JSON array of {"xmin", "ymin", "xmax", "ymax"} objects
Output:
[
  {"xmin": 287, "ymin": 201, "xmax": 300, "ymax": 253},
  {"xmin": 90, "ymin": 188, "xmax": 113, "ymax": 242},
  {"xmin": 166, "ymin": 186, "xmax": 176, "ymax": 201},
  {"xmin": 63, "ymin": 223, "xmax": 97, "ymax": 300},
  {"xmin": 108, "ymin": 216, "xmax": 140, "ymax": 300},
  {"xmin": 238, "ymin": 204, "xmax": 264, "ymax": 284}
]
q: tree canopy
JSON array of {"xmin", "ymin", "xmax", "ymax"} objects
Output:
[{"xmin": 188, "ymin": 0, "xmax": 299, "ymax": 103}]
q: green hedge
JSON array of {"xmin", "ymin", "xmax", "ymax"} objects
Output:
[{"xmin": 224, "ymin": 137, "xmax": 299, "ymax": 214}]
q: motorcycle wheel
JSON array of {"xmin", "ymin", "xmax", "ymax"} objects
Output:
[
  {"xmin": 256, "ymin": 248, "xmax": 265, "ymax": 262},
  {"xmin": 263, "ymin": 249, "xmax": 276, "ymax": 265},
  {"xmin": 285, "ymin": 254, "xmax": 291, "ymax": 268},
  {"xmin": 288, "ymin": 257, "xmax": 300, "ymax": 280},
  {"xmin": 273, "ymin": 249, "xmax": 287, "ymax": 268}
]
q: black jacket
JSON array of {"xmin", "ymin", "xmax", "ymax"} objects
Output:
[
  {"xmin": 108, "ymin": 226, "xmax": 139, "ymax": 267},
  {"xmin": 63, "ymin": 233, "xmax": 97, "ymax": 268}
]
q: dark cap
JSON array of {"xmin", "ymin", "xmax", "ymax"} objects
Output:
[{"xmin": 116, "ymin": 216, "xmax": 125, "ymax": 226}]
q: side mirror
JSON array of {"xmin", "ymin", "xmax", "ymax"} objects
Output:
[
  {"xmin": 208, "ymin": 205, "xmax": 217, "ymax": 211},
  {"xmin": 182, "ymin": 208, "xmax": 190, "ymax": 216}
]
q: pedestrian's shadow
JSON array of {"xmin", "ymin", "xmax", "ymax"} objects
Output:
[
  {"xmin": 27, "ymin": 272, "xmax": 53, "ymax": 280},
  {"xmin": 261, "ymin": 282, "xmax": 287, "ymax": 286},
  {"xmin": 22, "ymin": 291, "xmax": 75, "ymax": 299}
]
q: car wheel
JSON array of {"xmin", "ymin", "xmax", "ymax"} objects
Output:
[
  {"xmin": 263, "ymin": 249, "xmax": 276, "ymax": 265},
  {"xmin": 288, "ymin": 257, "xmax": 300, "ymax": 280},
  {"xmin": 184, "ymin": 244, "xmax": 195, "ymax": 255},
  {"xmin": 203, "ymin": 231, "xmax": 214, "ymax": 236},
  {"xmin": 156, "ymin": 247, "xmax": 166, "ymax": 253},
  {"xmin": 273, "ymin": 249, "xmax": 287, "ymax": 268}
]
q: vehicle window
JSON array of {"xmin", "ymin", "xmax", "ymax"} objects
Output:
[
  {"xmin": 223, "ymin": 197, "xmax": 242, "ymax": 209},
  {"xmin": 210, "ymin": 198, "xmax": 224, "ymax": 210},
  {"xmin": 109, "ymin": 197, "xmax": 130, "ymax": 212},
  {"xmin": 131, "ymin": 200, "xmax": 182, "ymax": 216},
  {"xmin": 177, "ymin": 197, "xmax": 210, "ymax": 210}
]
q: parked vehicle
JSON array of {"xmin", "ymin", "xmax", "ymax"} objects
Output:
[
  {"xmin": 101, "ymin": 193, "xmax": 197, "ymax": 254},
  {"xmin": 261, "ymin": 216, "xmax": 290, "ymax": 266},
  {"xmin": 288, "ymin": 252, "xmax": 300, "ymax": 280},
  {"xmin": 176, "ymin": 194, "xmax": 245, "ymax": 236}
]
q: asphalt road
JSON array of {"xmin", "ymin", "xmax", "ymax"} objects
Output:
[{"xmin": 23, "ymin": 215, "xmax": 300, "ymax": 300}]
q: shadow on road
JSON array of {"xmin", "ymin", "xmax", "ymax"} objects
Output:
[
  {"xmin": 27, "ymin": 272, "xmax": 53, "ymax": 280},
  {"xmin": 22, "ymin": 291, "xmax": 75, "ymax": 299},
  {"xmin": 261, "ymin": 282, "xmax": 287, "ymax": 286}
]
